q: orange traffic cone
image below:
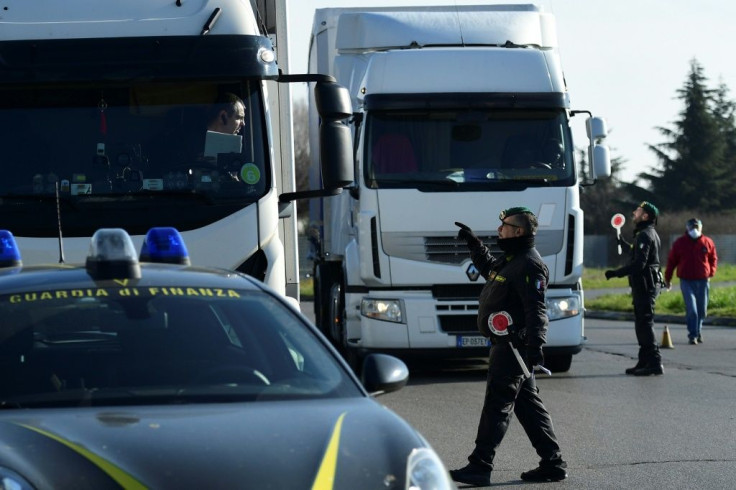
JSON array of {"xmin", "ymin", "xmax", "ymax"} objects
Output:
[{"xmin": 660, "ymin": 325, "xmax": 674, "ymax": 349}]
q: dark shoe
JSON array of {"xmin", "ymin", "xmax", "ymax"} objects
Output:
[
  {"xmin": 688, "ymin": 338, "xmax": 698, "ymax": 345},
  {"xmin": 449, "ymin": 463, "xmax": 491, "ymax": 487},
  {"xmin": 697, "ymin": 334, "xmax": 703, "ymax": 343},
  {"xmin": 520, "ymin": 465, "xmax": 567, "ymax": 482},
  {"xmin": 625, "ymin": 361, "xmax": 644, "ymax": 375},
  {"xmin": 632, "ymin": 364, "xmax": 664, "ymax": 376}
]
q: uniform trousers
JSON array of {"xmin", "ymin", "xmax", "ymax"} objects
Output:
[
  {"xmin": 468, "ymin": 343, "xmax": 564, "ymax": 471},
  {"xmin": 631, "ymin": 283, "xmax": 662, "ymax": 365}
]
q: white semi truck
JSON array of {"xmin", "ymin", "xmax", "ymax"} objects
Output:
[
  {"xmin": 0, "ymin": 0, "xmax": 352, "ymax": 300},
  {"xmin": 308, "ymin": 4, "xmax": 610, "ymax": 372}
]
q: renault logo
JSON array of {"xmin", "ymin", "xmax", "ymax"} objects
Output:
[{"xmin": 466, "ymin": 263, "xmax": 480, "ymax": 281}]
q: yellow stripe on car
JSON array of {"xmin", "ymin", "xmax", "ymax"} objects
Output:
[
  {"xmin": 311, "ymin": 412, "xmax": 346, "ymax": 490},
  {"xmin": 17, "ymin": 423, "xmax": 147, "ymax": 489}
]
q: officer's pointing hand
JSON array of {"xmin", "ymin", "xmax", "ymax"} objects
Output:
[
  {"xmin": 604, "ymin": 270, "xmax": 616, "ymax": 280},
  {"xmin": 455, "ymin": 222, "xmax": 482, "ymax": 250}
]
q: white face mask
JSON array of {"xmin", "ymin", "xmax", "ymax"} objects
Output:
[{"xmin": 688, "ymin": 228, "xmax": 701, "ymax": 239}]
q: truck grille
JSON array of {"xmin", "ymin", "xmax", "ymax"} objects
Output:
[
  {"xmin": 436, "ymin": 299, "xmax": 479, "ymax": 334},
  {"xmin": 438, "ymin": 314, "xmax": 478, "ymax": 334},
  {"xmin": 381, "ymin": 230, "xmax": 562, "ymax": 263},
  {"xmin": 424, "ymin": 236, "xmax": 499, "ymax": 264},
  {"xmin": 432, "ymin": 284, "xmax": 484, "ymax": 299}
]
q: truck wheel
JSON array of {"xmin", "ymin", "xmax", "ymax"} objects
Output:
[
  {"xmin": 545, "ymin": 354, "xmax": 572, "ymax": 373},
  {"xmin": 328, "ymin": 282, "xmax": 363, "ymax": 375},
  {"xmin": 313, "ymin": 262, "xmax": 340, "ymax": 337},
  {"xmin": 312, "ymin": 264, "xmax": 324, "ymax": 329},
  {"xmin": 343, "ymin": 345, "xmax": 364, "ymax": 378}
]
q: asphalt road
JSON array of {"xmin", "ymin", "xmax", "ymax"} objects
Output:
[{"xmin": 300, "ymin": 301, "xmax": 736, "ymax": 489}]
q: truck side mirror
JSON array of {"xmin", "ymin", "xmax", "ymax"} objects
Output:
[
  {"xmin": 586, "ymin": 116, "xmax": 611, "ymax": 180},
  {"xmin": 314, "ymin": 82, "xmax": 353, "ymax": 189},
  {"xmin": 586, "ymin": 117, "xmax": 608, "ymax": 142},
  {"xmin": 591, "ymin": 144, "xmax": 611, "ymax": 179}
]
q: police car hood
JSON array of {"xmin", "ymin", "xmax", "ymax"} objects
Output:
[{"xmin": 0, "ymin": 399, "xmax": 424, "ymax": 489}]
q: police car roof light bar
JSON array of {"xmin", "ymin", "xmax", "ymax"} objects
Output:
[
  {"xmin": 0, "ymin": 230, "xmax": 22, "ymax": 268},
  {"xmin": 86, "ymin": 228, "xmax": 141, "ymax": 280},
  {"xmin": 139, "ymin": 227, "xmax": 191, "ymax": 265}
]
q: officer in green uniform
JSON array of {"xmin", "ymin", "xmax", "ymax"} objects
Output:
[{"xmin": 450, "ymin": 207, "xmax": 567, "ymax": 487}]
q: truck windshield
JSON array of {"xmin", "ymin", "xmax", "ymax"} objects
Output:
[
  {"xmin": 0, "ymin": 81, "xmax": 269, "ymax": 236},
  {"xmin": 364, "ymin": 109, "xmax": 575, "ymax": 190}
]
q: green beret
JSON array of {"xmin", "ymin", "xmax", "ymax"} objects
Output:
[
  {"xmin": 638, "ymin": 201, "xmax": 659, "ymax": 218},
  {"xmin": 499, "ymin": 206, "xmax": 535, "ymax": 220}
]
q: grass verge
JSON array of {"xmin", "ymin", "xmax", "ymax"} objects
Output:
[{"xmin": 585, "ymin": 264, "xmax": 736, "ymax": 317}]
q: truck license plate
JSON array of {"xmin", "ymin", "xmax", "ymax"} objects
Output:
[{"xmin": 457, "ymin": 336, "xmax": 490, "ymax": 348}]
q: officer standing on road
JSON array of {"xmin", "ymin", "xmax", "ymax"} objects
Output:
[
  {"xmin": 450, "ymin": 207, "xmax": 567, "ymax": 487},
  {"xmin": 605, "ymin": 201, "xmax": 664, "ymax": 376}
]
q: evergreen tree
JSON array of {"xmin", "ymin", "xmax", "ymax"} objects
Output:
[
  {"xmin": 642, "ymin": 59, "xmax": 730, "ymax": 211},
  {"xmin": 712, "ymin": 81, "xmax": 736, "ymax": 204}
]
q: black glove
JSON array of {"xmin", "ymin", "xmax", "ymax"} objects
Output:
[
  {"xmin": 455, "ymin": 221, "xmax": 483, "ymax": 250},
  {"xmin": 616, "ymin": 236, "xmax": 630, "ymax": 249},
  {"xmin": 604, "ymin": 270, "xmax": 617, "ymax": 280},
  {"xmin": 526, "ymin": 345, "xmax": 544, "ymax": 369}
]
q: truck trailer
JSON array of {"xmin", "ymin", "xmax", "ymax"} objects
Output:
[{"xmin": 308, "ymin": 4, "xmax": 610, "ymax": 372}]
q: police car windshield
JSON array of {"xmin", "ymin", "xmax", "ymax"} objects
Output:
[
  {"xmin": 0, "ymin": 287, "xmax": 357, "ymax": 408},
  {"xmin": 0, "ymin": 81, "xmax": 270, "ymax": 237}
]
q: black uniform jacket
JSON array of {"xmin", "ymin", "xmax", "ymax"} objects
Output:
[
  {"xmin": 469, "ymin": 236, "xmax": 549, "ymax": 349},
  {"xmin": 611, "ymin": 220, "xmax": 661, "ymax": 292}
]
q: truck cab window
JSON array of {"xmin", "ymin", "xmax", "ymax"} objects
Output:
[{"xmin": 0, "ymin": 81, "xmax": 269, "ymax": 236}]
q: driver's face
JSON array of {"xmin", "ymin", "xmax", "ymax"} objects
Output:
[{"xmin": 225, "ymin": 102, "xmax": 246, "ymax": 134}]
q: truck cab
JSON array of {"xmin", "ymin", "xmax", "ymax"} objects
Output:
[{"xmin": 308, "ymin": 5, "xmax": 610, "ymax": 373}]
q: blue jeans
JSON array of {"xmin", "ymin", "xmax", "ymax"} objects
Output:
[{"xmin": 680, "ymin": 279, "xmax": 709, "ymax": 340}]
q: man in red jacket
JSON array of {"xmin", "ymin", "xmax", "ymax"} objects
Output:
[{"xmin": 664, "ymin": 218, "xmax": 718, "ymax": 344}]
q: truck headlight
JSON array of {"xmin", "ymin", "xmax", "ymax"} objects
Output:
[
  {"xmin": 406, "ymin": 447, "xmax": 454, "ymax": 490},
  {"xmin": 546, "ymin": 296, "xmax": 581, "ymax": 320},
  {"xmin": 361, "ymin": 298, "xmax": 403, "ymax": 323}
]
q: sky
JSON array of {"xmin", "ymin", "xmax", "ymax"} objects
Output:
[{"xmin": 284, "ymin": 0, "xmax": 736, "ymax": 184}]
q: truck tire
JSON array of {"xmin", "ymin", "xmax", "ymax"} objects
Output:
[
  {"xmin": 327, "ymin": 281, "xmax": 363, "ymax": 375},
  {"xmin": 544, "ymin": 354, "xmax": 572, "ymax": 373},
  {"xmin": 312, "ymin": 264, "xmax": 325, "ymax": 330},
  {"xmin": 328, "ymin": 282, "xmax": 344, "ymax": 344},
  {"xmin": 313, "ymin": 262, "xmax": 341, "ymax": 337}
]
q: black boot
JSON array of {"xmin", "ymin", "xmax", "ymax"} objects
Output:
[
  {"xmin": 520, "ymin": 464, "xmax": 567, "ymax": 482},
  {"xmin": 449, "ymin": 463, "xmax": 491, "ymax": 487},
  {"xmin": 632, "ymin": 363, "xmax": 664, "ymax": 376},
  {"xmin": 625, "ymin": 360, "xmax": 644, "ymax": 375}
]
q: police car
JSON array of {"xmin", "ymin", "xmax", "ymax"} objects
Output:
[{"xmin": 0, "ymin": 228, "xmax": 454, "ymax": 490}]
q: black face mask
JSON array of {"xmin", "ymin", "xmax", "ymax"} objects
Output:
[{"xmin": 497, "ymin": 234, "xmax": 535, "ymax": 253}]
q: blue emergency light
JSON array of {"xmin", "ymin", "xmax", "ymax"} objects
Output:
[
  {"xmin": 139, "ymin": 227, "xmax": 191, "ymax": 265},
  {"xmin": 0, "ymin": 230, "xmax": 22, "ymax": 268}
]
